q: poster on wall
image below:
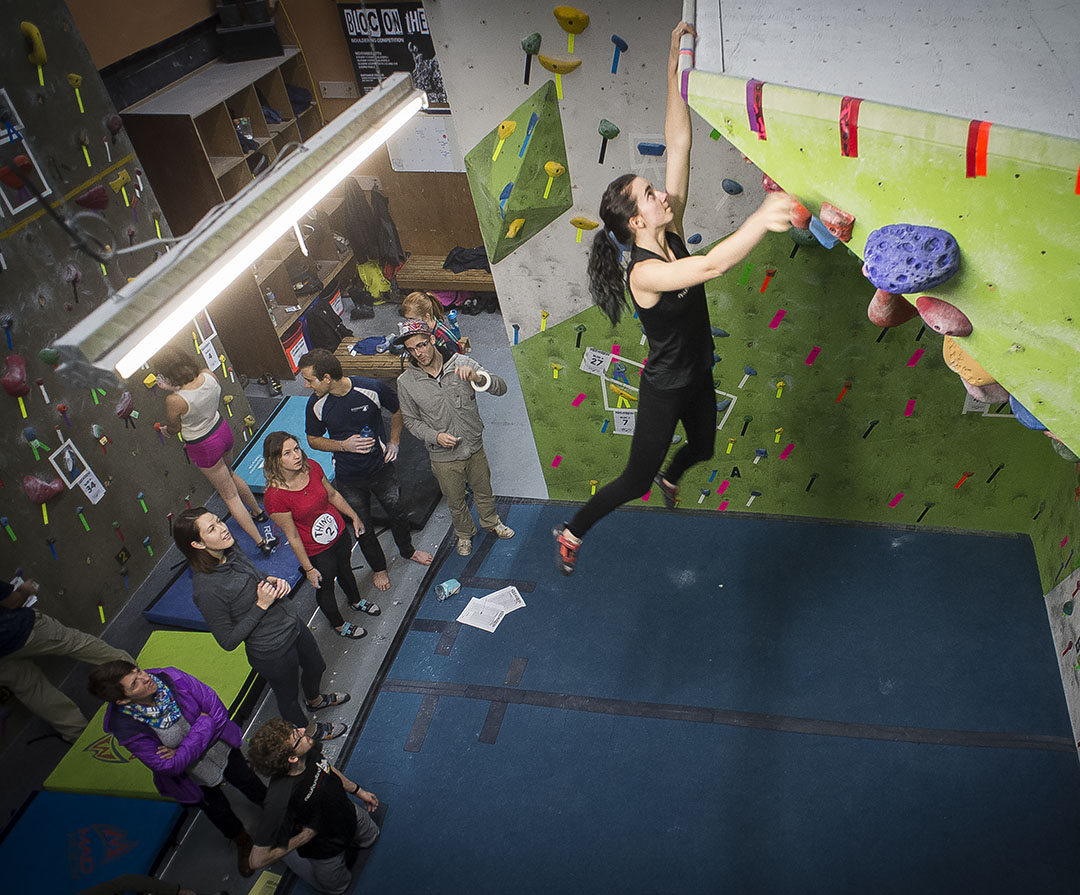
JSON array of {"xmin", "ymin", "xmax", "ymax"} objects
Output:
[
  {"xmin": 337, "ymin": 3, "xmax": 448, "ymax": 108},
  {"xmin": 0, "ymin": 88, "xmax": 53, "ymax": 216}
]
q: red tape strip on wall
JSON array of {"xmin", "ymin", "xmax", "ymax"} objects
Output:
[
  {"xmin": 966, "ymin": 119, "xmax": 992, "ymax": 178},
  {"xmin": 839, "ymin": 96, "xmax": 862, "ymax": 157}
]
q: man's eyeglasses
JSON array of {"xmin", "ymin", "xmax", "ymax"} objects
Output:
[{"xmin": 406, "ymin": 338, "xmax": 433, "ymax": 354}]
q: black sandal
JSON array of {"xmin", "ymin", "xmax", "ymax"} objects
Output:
[{"xmin": 308, "ymin": 692, "xmax": 351, "ymax": 712}]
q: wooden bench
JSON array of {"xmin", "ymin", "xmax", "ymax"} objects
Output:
[
  {"xmin": 334, "ymin": 337, "xmax": 408, "ymax": 381},
  {"xmin": 394, "ymin": 254, "xmax": 495, "ymax": 294}
]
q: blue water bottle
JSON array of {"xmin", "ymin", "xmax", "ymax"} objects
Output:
[
  {"xmin": 360, "ymin": 425, "xmax": 373, "ymax": 439},
  {"xmin": 447, "ymin": 309, "xmax": 461, "ymax": 340}
]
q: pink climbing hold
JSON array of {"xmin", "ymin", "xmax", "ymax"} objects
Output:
[
  {"xmin": 804, "ymin": 346, "xmax": 821, "ymax": 365},
  {"xmin": 1062, "ymin": 535, "xmax": 1070, "ymax": 549},
  {"xmin": 779, "ymin": 444, "xmax": 794, "ymax": 460},
  {"xmin": 2, "ymin": 354, "xmax": 29, "ymax": 397},
  {"xmin": 22, "ymin": 474, "xmax": 64, "ymax": 503},
  {"xmin": 906, "ymin": 349, "xmax": 925, "ymax": 367},
  {"xmin": 572, "ymin": 393, "xmax": 585, "ymax": 407},
  {"xmin": 551, "ymin": 455, "xmax": 562, "ymax": 468},
  {"xmin": 888, "ymin": 492, "xmax": 905, "ymax": 508},
  {"xmin": 717, "ymin": 480, "xmax": 730, "ymax": 495},
  {"xmin": 611, "ymin": 344, "xmax": 620, "ymax": 356},
  {"xmin": 641, "ymin": 489, "xmax": 651, "ymax": 502},
  {"xmin": 718, "ymin": 500, "xmax": 729, "ymax": 511},
  {"xmin": 904, "ymin": 399, "xmax": 917, "ymax": 417},
  {"xmin": 915, "ymin": 295, "xmax": 972, "ymax": 337},
  {"xmin": 768, "ymin": 309, "xmax": 786, "ymax": 329},
  {"xmin": 867, "ymin": 289, "xmax": 919, "ymax": 328}
]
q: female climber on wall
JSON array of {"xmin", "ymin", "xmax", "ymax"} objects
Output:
[
  {"xmin": 554, "ymin": 21, "xmax": 794, "ymax": 575},
  {"xmin": 153, "ymin": 346, "xmax": 278, "ymax": 555}
]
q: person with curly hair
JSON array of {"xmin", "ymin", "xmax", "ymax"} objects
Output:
[
  {"xmin": 553, "ymin": 22, "xmax": 793, "ymax": 575},
  {"xmin": 248, "ymin": 717, "xmax": 381, "ymax": 894}
]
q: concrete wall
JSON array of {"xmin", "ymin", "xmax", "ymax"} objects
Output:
[
  {"xmin": 425, "ymin": 0, "xmax": 752, "ymax": 339},
  {"xmin": 424, "ymin": 0, "xmax": 1079, "ymax": 341}
]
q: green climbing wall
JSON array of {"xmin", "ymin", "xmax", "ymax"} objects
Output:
[
  {"xmin": 464, "ymin": 80, "xmax": 572, "ymax": 263},
  {"xmin": 685, "ymin": 70, "xmax": 1080, "ymax": 453},
  {"xmin": 514, "ymin": 234, "xmax": 1079, "ymax": 594}
]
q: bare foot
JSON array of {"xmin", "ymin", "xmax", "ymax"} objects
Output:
[
  {"xmin": 409, "ymin": 550, "xmax": 434, "ymax": 566},
  {"xmin": 373, "ymin": 570, "xmax": 391, "ymax": 591}
]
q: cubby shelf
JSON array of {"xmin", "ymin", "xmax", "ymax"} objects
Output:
[{"xmin": 121, "ymin": 46, "xmax": 357, "ymax": 378}]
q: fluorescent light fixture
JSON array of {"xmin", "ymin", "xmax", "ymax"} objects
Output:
[{"xmin": 55, "ymin": 71, "xmax": 425, "ymax": 383}]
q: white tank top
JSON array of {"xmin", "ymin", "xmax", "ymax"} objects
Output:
[{"xmin": 179, "ymin": 373, "xmax": 222, "ymax": 440}]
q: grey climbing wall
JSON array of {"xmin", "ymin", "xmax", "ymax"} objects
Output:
[{"xmin": 0, "ymin": 0, "xmax": 253, "ymax": 638}]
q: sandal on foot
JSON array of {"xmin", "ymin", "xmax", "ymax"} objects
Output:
[
  {"xmin": 314, "ymin": 720, "xmax": 348, "ymax": 741},
  {"xmin": 653, "ymin": 473, "xmax": 679, "ymax": 509},
  {"xmin": 554, "ymin": 525, "xmax": 581, "ymax": 576},
  {"xmin": 336, "ymin": 622, "xmax": 366, "ymax": 639},
  {"xmin": 308, "ymin": 692, "xmax": 351, "ymax": 711},
  {"xmin": 349, "ymin": 598, "xmax": 381, "ymax": 616}
]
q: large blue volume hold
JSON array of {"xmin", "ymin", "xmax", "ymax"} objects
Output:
[{"xmin": 863, "ymin": 224, "xmax": 960, "ymax": 293}]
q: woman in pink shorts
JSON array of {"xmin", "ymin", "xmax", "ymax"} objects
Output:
[{"xmin": 155, "ymin": 347, "xmax": 278, "ymax": 555}]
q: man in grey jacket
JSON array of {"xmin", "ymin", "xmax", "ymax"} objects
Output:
[{"xmin": 394, "ymin": 321, "xmax": 514, "ymax": 556}]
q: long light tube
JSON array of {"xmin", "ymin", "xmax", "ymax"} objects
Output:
[
  {"xmin": 113, "ymin": 91, "xmax": 422, "ymax": 379},
  {"xmin": 55, "ymin": 72, "xmax": 424, "ymax": 384}
]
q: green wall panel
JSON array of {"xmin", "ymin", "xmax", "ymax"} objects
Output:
[{"xmin": 686, "ymin": 70, "xmax": 1080, "ymax": 452}]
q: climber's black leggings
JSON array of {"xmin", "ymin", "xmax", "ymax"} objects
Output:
[{"xmin": 568, "ymin": 370, "xmax": 716, "ymax": 537}]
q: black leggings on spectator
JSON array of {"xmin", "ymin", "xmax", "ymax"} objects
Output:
[
  {"xmin": 198, "ymin": 746, "xmax": 267, "ymax": 839},
  {"xmin": 568, "ymin": 371, "xmax": 716, "ymax": 538},
  {"xmin": 246, "ymin": 625, "xmax": 325, "ymax": 728},
  {"xmin": 309, "ymin": 531, "xmax": 362, "ymax": 628}
]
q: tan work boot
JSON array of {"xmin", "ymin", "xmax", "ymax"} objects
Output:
[{"xmin": 457, "ymin": 536, "xmax": 472, "ymax": 556}]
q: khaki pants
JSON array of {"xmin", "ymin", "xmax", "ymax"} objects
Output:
[
  {"xmin": 429, "ymin": 447, "xmax": 500, "ymax": 540},
  {"xmin": 0, "ymin": 612, "xmax": 133, "ymax": 741}
]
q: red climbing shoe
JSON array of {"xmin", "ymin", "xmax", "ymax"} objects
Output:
[
  {"xmin": 653, "ymin": 473, "xmax": 679, "ymax": 509},
  {"xmin": 554, "ymin": 525, "xmax": 581, "ymax": 575}
]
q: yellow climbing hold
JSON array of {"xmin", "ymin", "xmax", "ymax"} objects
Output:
[
  {"xmin": 543, "ymin": 161, "xmax": 566, "ymax": 199},
  {"xmin": 506, "ymin": 217, "xmax": 526, "ymax": 238}
]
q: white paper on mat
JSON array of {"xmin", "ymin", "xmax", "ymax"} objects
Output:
[
  {"xmin": 457, "ymin": 597, "xmax": 505, "ymax": 633},
  {"xmin": 481, "ymin": 586, "xmax": 525, "ymax": 613}
]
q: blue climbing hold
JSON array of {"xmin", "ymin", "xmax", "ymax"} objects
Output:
[
  {"xmin": 722, "ymin": 179, "xmax": 743, "ymax": 195},
  {"xmin": 687, "ymin": 233, "xmax": 702, "ymax": 245},
  {"xmin": 1009, "ymin": 394, "xmax": 1047, "ymax": 431},
  {"xmin": 863, "ymin": 223, "xmax": 960, "ymax": 294},
  {"xmin": 637, "ymin": 142, "xmax": 666, "ymax": 156},
  {"xmin": 716, "ymin": 398, "xmax": 732, "ymax": 412},
  {"xmin": 711, "ymin": 327, "xmax": 729, "ymax": 338}
]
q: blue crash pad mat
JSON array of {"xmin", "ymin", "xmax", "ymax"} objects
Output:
[
  {"xmin": 142, "ymin": 516, "xmax": 301, "ymax": 630},
  {"xmin": 0, "ymin": 790, "xmax": 182, "ymax": 894},
  {"xmin": 235, "ymin": 395, "xmax": 334, "ymax": 494}
]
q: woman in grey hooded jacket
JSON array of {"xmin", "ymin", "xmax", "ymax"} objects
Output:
[{"xmin": 174, "ymin": 506, "xmax": 348, "ymax": 741}]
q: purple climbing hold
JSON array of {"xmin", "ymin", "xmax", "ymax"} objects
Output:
[{"xmin": 863, "ymin": 224, "xmax": 960, "ymax": 294}]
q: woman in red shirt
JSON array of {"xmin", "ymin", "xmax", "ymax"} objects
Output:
[{"xmin": 262, "ymin": 431, "xmax": 380, "ymax": 639}]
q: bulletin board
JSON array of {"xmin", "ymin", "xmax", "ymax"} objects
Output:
[{"xmin": 386, "ymin": 112, "xmax": 465, "ymax": 173}]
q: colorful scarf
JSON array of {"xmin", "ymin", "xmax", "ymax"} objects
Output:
[{"xmin": 119, "ymin": 673, "xmax": 182, "ymax": 729}]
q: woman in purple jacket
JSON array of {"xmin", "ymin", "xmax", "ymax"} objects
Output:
[{"xmin": 89, "ymin": 662, "xmax": 266, "ymax": 877}]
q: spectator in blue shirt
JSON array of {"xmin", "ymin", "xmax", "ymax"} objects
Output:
[{"xmin": 299, "ymin": 349, "xmax": 433, "ymax": 593}]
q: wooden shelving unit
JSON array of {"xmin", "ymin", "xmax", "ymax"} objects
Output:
[
  {"xmin": 207, "ymin": 194, "xmax": 355, "ymax": 379},
  {"xmin": 121, "ymin": 46, "xmax": 322, "ymax": 236}
]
